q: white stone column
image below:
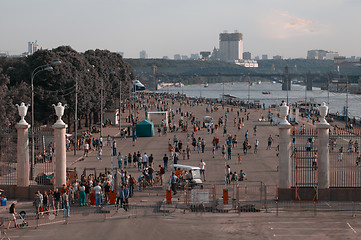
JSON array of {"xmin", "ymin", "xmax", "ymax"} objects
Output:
[
  {"xmin": 52, "ymin": 103, "xmax": 68, "ymax": 188},
  {"xmin": 278, "ymin": 102, "xmax": 292, "ymax": 188},
  {"xmin": 317, "ymin": 103, "xmax": 330, "ymax": 188},
  {"xmin": 15, "ymin": 103, "xmax": 30, "ymax": 187}
]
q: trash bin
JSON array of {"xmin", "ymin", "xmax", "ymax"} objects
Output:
[
  {"xmin": 109, "ymin": 190, "xmax": 116, "ymax": 205},
  {"xmin": 1, "ymin": 198, "xmax": 7, "ymax": 206}
]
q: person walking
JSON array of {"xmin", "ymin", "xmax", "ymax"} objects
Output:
[
  {"xmin": 200, "ymin": 159, "xmax": 206, "ymax": 181},
  {"xmin": 62, "ymin": 190, "xmax": 70, "ymax": 217},
  {"xmin": 201, "ymin": 138, "xmax": 205, "ymax": 153},
  {"xmin": 117, "ymin": 152, "xmax": 123, "ymax": 169},
  {"xmin": 170, "ymin": 173, "xmax": 179, "ymax": 195},
  {"xmin": 163, "ymin": 154, "xmax": 169, "ymax": 170},
  {"xmin": 34, "ymin": 191, "xmax": 43, "ymax": 219},
  {"xmin": 142, "ymin": 152, "xmax": 148, "ymax": 169},
  {"xmin": 79, "ymin": 183, "xmax": 86, "ymax": 206},
  {"xmin": 53, "ymin": 188, "xmax": 61, "ymax": 215},
  {"xmin": 129, "ymin": 175, "xmax": 136, "ymax": 197},
  {"xmin": 83, "ymin": 142, "xmax": 89, "ymax": 157},
  {"xmin": 97, "ymin": 148, "xmax": 102, "ymax": 160},
  {"xmin": 93, "ymin": 182, "xmax": 102, "ymax": 207},
  {"xmin": 254, "ymin": 139, "xmax": 259, "ymax": 153},
  {"xmin": 137, "ymin": 152, "xmax": 142, "ymax": 170},
  {"xmin": 148, "ymin": 154, "xmax": 154, "ymax": 167},
  {"xmin": 226, "ymin": 165, "xmax": 231, "ymax": 184},
  {"xmin": 186, "ymin": 145, "xmax": 191, "ymax": 160},
  {"xmin": 112, "ymin": 140, "xmax": 117, "ymax": 156},
  {"xmin": 267, "ymin": 135, "xmax": 273, "ymax": 150},
  {"xmin": 8, "ymin": 203, "xmax": 18, "ymax": 229},
  {"xmin": 159, "ymin": 165, "xmax": 165, "ymax": 185},
  {"xmin": 117, "ymin": 185, "xmax": 125, "ymax": 209},
  {"xmin": 123, "ymin": 186, "xmax": 130, "ymax": 211}
]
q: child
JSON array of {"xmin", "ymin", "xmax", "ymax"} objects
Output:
[
  {"xmin": 238, "ymin": 153, "xmax": 242, "ymax": 164},
  {"xmin": 212, "ymin": 147, "xmax": 215, "ymax": 158},
  {"xmin": 182, "ymin": 150, "xmax": 186, "ymax": 160}
]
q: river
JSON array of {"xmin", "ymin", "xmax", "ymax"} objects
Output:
[{"xmin": 158, "ymin": 82, "xmax": 361, "ymax": 119}]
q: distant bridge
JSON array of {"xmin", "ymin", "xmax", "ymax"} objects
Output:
[{"xmin": 154, "ymin": 66, "xmax": 361, "ymax": 91}]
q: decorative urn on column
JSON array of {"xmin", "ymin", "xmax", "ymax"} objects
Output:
[
  {"xmin": 318, "ymin": 102, "xmax": 329, "ymax": 125},
  {"xmin": 15, "ymin": 102, "xmax": 30, "ymax": 125},
  {"xmin": 52, "ymin": 102, "xmax": 67, "ymax": 125},
  {"xmin": 279, "ymin": 102, "xmax": 290, "ymax": 125}
]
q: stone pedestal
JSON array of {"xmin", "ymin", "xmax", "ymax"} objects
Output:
[
  {"xmin": 279, "ymin": 124, "xmax": 292, "ymax": 188},
  {"xmin": 16, "ymin": 123, "xmax": 30, "ymax": 187},
  {"xmin": 53, "ymin": 122, "xmax": 67, "ymax": 188},
  {"xmin": 317, "ymin": 102, "xmax": 330, "ymax": 189},
  {"xmin": 278, "ymin": 102, "xmax": 292, "ymax": 189},
  {"xmin": 52, "ymin": 102, "xmax": 68, "ymax": 188},
  {"xmin": 317, "ymin": 124, "xmax": 330, "ymax": 188}
]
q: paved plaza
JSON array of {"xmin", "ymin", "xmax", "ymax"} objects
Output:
[{"xmin": 1, "ymin": 93, "xmax": 360, "ymax": 239}]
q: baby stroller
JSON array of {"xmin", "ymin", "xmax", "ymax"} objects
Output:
[{"xmin": 16, "ymin": 211, "xmax": 28, "ymax": 227}]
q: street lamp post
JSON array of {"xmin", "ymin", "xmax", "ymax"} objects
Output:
[
  {"xmin": 75, "ymin": 77, "xmax": 78, "ymax": 155},
  {"xmin": 110, "ymin": 68, "xmax": 123, "ymax": 132},
  {"xmin": 74, "ymin": 65, "xmax": 94, "ymax": 156},
  {"xmin": 100, "ymin": 77, "xmax": 104, "ymax": 137},
  {"xmin": 31, "ymin": 61, "xmax": 61, "ymax": 179}
]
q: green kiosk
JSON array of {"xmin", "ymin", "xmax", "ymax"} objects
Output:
[{"xmin": 136, "ymin": 120, "xmax": 155, "ymax": 137}]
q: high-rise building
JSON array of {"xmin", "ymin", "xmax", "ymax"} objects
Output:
[
  {"xmin": 28, "ymin": 40, "xmax": 39, "ymax": 55},
  {"xmin": 243, "ymin": 52, "xmax": 252, "ymax": 60},
  {"xmin": 325, "ymin": 52, "xmax": 339, "ymax": 60},
  {"xmin": 273, "ymin": 55, "xmax": 283, "ymax": 60},
  {"xmin": 139, "ymin": 50, "xmax": 148, "ymax": 59},
  {"xmin": 174, "ymin": 54, "xmax": 181, "ymax": 60},
  {"xmin": 190, "ymin": 54, "xmax": 200, "ymax": 60},
  {"xmin": 219, "ymin": 32, "xmax": 243, "ymax": 62},
  {"xmin": 262, "ymin": 54, "xmax": 268, "ymax": 60},
  {"xmin": 307, "ymin": 50, "xmax": 328, "ymax": 60}
]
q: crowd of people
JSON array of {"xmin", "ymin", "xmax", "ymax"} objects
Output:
[{"xmin": 29, "ymin": 91, "xmax": 282, "ymax": 219}]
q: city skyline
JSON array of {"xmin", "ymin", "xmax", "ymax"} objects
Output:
[{"xmin": 1, "ymin": 0, "xmax": 360, "ymax": 58}]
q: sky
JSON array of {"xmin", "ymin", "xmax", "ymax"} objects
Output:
[{"xmin": 1, "ymin": 0, "xmax": 360, "ymax": 59}]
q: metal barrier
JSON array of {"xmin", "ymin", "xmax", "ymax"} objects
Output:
[{"xmin": 163, "ymin": 181, "xmax": 276, "ymax": 213}]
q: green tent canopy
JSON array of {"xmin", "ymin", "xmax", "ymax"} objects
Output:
[{"xmin": 136, "ymin": 120, "xmax": 155, "ymax": 137}]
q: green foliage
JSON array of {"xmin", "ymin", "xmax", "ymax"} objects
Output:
[{"xmin": 0, "ymin": 46, "xmax": 134, "ymax": 128}]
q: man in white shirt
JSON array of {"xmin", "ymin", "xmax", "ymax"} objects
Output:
[
  {"xmin": 200, "ymin": 159, "xmax": 206, "ymax": 181},
  {"xmin": 93, "ymin": 183, "xmax": 102, "ymax": 207},
  {"xmin": 142, "ymin": 153, "xmax": 148, "ymax": 169},
  {"xmin": 83, "ymin": 143, "xmax": 89, "ymax": 157}
]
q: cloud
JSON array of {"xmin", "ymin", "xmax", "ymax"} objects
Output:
[
  {"xmin": 260, "ymin": 10, "xmax": 328, "ymax": 40},
  {"xmin": 282, "ymin": 12, "xmax": 315, "ymax": 32}
]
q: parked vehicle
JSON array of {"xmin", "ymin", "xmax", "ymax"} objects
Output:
[
  {"xmin": 171, "ymin": 164, "xmax": 203, "ymax": 188},
  {"xmin": 203, "ymin": 116, "xmax": 214, "ymax": 128}
]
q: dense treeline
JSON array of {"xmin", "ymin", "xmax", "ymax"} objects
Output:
[{"xmin": 0, "ymin": 46, "xmax": 134, "ymax": 130}]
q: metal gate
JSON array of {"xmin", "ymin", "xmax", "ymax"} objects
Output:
[
  {"xmin": 29, "ymin": 127, "xmax": 55, "ymax": 185},
  {"xmin": 291, "ymin": 128, "xmax": 318, "ymax": 200},
  {"xmin": 329, "ymin": 127, "xmax": 361, "ymax": 187},
  {"xmin": 0, "ymin": 127, "xmax": 17, "ymax": 185},
  {"xmin": 292, "ymin": 127, "xmax": 361, "ymax": 191}
]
